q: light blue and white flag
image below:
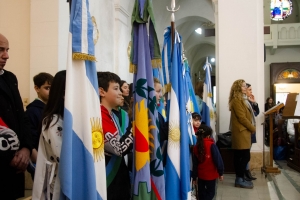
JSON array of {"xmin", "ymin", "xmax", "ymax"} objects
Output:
[
  {"xmin": 183, "ymin": 59, "xmax": 199, "ymax": 145},
  {"xmin": 59, "ymin": 0, "xmax": 106, "ymax": 199},
  {"xmin": 165, "ymin": 29, "xmax": 191, "ymax": 200},
  {"xmin": 202, "ymin": 57, "xmax": 216, "ymax": 140},
  {"xmin": 161, "ymin": 27, "xmax": 172, "ymax": 118}
]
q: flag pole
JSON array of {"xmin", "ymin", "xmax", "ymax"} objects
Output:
[
  {"xmin": 167, "ymin": 0, "xmax": 180, "ymax": 54},
  {"xmin": 67, "ymin": 0, "xmax": 72, "ymax": 13}
]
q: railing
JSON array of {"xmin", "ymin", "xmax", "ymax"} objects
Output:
[{"xmin": 264, "ymin": 23, "xmax": 300, "ymax": 48}]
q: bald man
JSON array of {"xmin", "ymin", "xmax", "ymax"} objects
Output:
[{"xmin": 0, "ymin": 33, "xmax": 33, "ymax": 200}]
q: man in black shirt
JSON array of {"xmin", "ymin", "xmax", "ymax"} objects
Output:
[{"xmin": 0, "ymin": 33, "xmax": 33, "ymax": 200}]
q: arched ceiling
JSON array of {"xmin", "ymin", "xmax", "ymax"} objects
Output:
[
  {"xmin": 152, "ymin": 0, "xmax": 216, "ymax": 82},
  {"xmin": 151, "ymin": 0, "xmax": 300, "ymax": 82}
]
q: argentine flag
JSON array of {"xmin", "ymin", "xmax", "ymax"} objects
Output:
[
  {"xmin": 59, "ymin": 0, "xmax": 106, "ymax": 199},
  {"xmin": 202, "ymin": 57, "xmax": 216, "ymax": 140},
  {"xmin": 165, "ymin": 30, "xmax": 191, "ymax": 200}
]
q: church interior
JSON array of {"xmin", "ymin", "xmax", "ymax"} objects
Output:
[{"xmin": 1, "ymin": 0, "xmax": 300, "ymax": 199}]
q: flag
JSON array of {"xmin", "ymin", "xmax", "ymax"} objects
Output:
[
  {"xmin": 59, "ymin": 0, "xmax": 106, "ymax": 199},
  {"xmin": 202, "ymin": 57, "xmax": 216, "ymax": 140},
  {"xmin": 130, "ymin": 0, "xmax": 165, "ymax": 199},
  {"xmin": 161, "ymin": 27, "xmax": 172, "ymax": 119},
  {"xmin": 164, "ymin": 28, "xmax": 191, "ymax": 200},
  {"xmin": 153, "ymin": 67, "xmax": 167, "ymax": 121},
  {"xmin": 183, "ymin": 59, "xmax": 199, "ymax": 145},
  {"xmin": 184, "ymin": 60, "xmax": 200, "ymax": 115}
]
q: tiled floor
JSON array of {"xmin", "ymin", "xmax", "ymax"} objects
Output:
[
  {"xmin": 215, "ymin": 161, "xmax": 300, "ymax": 200},
  {"xmin": 20, "ymin": 161, "xmax": 300, "ymax": 200},
  {"xmin": 215, "ymin": 171, "xmax": 275, "ymax": 200}
]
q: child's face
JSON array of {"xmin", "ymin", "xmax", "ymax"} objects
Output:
[
  {"xmin": 121, "ymin": 82, "xmax": 129, "ymax": 96},
  {"xmin": 193, "ymin": 118, "xmax": 201, "ymax": 128},
  {"xmin": 101, "ymin": 81, "xmax": 122, "ymax": 108},
  {"xmin": 35, "ymin": 81, "xmax": 51, "ymax": 103},
  {"xmin": 154, "ymin": 83, "xmax": 162, "ymax": 104}
]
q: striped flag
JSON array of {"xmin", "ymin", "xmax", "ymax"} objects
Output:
[
  {"xmin": 161, "ymin": 27, "xmax": 172, "ymax": 119},
  {"xmin": 183, "ymin": 60, "xmax": 199, "ymax": 145},
  {"xmin": 130, "ymin": 0, "xmax": 165, "ymax": 199},
  {"xmin": 165, "ymin": 29, "xmax": 191, "ymax": 200},
  {"xmin": 202, "ymin": 57, "xmax": 216, "ymax": 140},
  {"xmin": 153, "ymin": 67, "xmax": 167, "ymax": 121},
  {"xmin": 59, "ymin": 0, "xmax": 106, "ymax": 199}
]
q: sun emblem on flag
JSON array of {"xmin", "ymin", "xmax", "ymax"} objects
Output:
[
  {"xmin": 91, "ymin": 117, "xmax": 104, "ymax": 162},
  {"xmin": 168, "ymin": 120, "xmax": 180, "ymax": 148},
  {"xmin": 133, "ymin": 99, "xmax": 151, "ymax": 171}
]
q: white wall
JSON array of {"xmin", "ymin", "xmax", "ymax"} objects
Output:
[
  {"xmin": 114, "ymin": 0, "xmax": 133, "ymax": 83},
  {"xmin": 30, "ymin": 0, "xmax": 69, "ymax": 101},
  {"xmin": 0, "ymin": 0, "xmax": 30, "ymax": 101},
  {"xmin": 275, "ymin": 83, "xmax": 300, "ymax": 93},
  {"xmin": 216, "ymin": 0, "xmax": 264, "ymax": 152}
]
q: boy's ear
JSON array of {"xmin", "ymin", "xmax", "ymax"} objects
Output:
[
  {"xmin": 34, "ymin": 85, "xmax": 40, "ymax": 93},
  {"xmin": 99, "ymin": 87, "xmax": 105, "ymax": 97}
]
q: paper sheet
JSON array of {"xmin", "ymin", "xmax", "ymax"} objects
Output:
[{"xmin": 294, "ymin": 95, "xmax": 300, "ymax": 116}]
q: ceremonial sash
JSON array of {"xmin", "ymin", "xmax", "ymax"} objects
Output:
[{"xmin": 105, "ymin": 112, "xmax": 124, "ymax": 186}]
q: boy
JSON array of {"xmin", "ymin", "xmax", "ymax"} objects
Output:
[
  {"xmin": 26, "ymin": 72, "xmax": 53, "ymax": 168},
  {"xmin": 97, "ymin": 72, "xmax": 133, "ymax": 200}
]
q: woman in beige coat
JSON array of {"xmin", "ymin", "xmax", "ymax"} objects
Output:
[{"xmin": 229, "ymin": 79, "xmax": 256, "ymax": 189}]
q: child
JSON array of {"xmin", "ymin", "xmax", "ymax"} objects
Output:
[
  {"xmin": 32, "ymin": 70, "xmax": 66, "ymax": 200},
  {"xmin": 26, "ymin": 72, "xmax": 53, "ymax": 177},
  {"xmin": 192, "ymin": 125, "xmax": 224, "ymax": 200},
  {"xmin": 192, "ymin": 112, "xmax": 201, "ymax": 135},
  {"xmin": 97, "ymin": 71, "xmax": 133, "ymax": 200},
  {"xmin": 154, "ymin": 78, "xmax": 168, "ymax": 166}
]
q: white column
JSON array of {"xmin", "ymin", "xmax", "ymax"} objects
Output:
[
  {"xmin": 114, "ymin": 2, "xmax": 132, "ymax": 82},
  {"xmin": 215, "ymin": 0, "xmax": 264, "ymax": 153},
  {"xmin": 30, "ymin": 0, "xmax": 69, "ymax": 101}
]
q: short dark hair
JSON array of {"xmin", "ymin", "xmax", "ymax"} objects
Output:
[
  {"xmin": 97, "ymin": 71, "xmax": 121, "ymax": 91},
  {"xmin": 192, "ymin": 112, "xmax": 201, "ymax": 121},
  {"xmin": 33, "ymin": 72, "xmax": 53, "ymax": 88}
]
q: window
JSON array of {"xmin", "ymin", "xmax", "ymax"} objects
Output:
[{"xmin": 270, "ymin": 0, "xmax": 293, "ymax": 21}]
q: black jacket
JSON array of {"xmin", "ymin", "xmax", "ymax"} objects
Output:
[
  {"xmin": 26, "ymin": 99, "xmax": 45, "ymax": 149},
  {"xmin": 0, "ymin": 70, "xmax": 33, "ymax": 199}
]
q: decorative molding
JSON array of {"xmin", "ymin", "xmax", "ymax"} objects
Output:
[
  {"xmin": 114, "ymin": 4, "xmax": 130, "ymax": 26},
  {"xmin": 212, "ymin": 0, "xmax": 218, "ymax": 15}
]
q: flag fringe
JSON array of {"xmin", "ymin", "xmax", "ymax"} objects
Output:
[
  {"xmin": 151, "ymin": 59, "xmax": 162, "ymax": 68},
  {"xmin": 73, "ymin": 53, "xmax": 96, "ymax": 61},
  {"xmin": 129, "ymin": 63, "xmax": 137, "ymax": 73}
]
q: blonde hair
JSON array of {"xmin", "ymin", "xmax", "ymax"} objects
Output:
[
  {"xmin": 153, "ymin": 77, "xmax": 160, "ymax": 84},
  {"xmin": 228, "ymin": 79, "xmax": 245, "ymax": 110}
]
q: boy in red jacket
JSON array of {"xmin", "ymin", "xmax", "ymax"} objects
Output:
[
  {"xmin": 97, "ymin": 72, "xmax": 133, "ymax": 200},
  {"xmin": 192, "ymin": 125, "xmax": 224, "ymax": 200}
]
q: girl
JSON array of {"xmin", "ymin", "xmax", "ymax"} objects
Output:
[
  {"xmin": 33, "ymin": 70, "xmax": 66, "ymax": 200},
  {"xmin": 192, "ymin": 112, "xmax": 202, "ymax": 134},
  {"xmin": 192, "ymin": 125, "xmax": 224, "ymax": 200},
  {"xmin": 120, "ymin": 80, "xmax": 130, "ymax": 112}
]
